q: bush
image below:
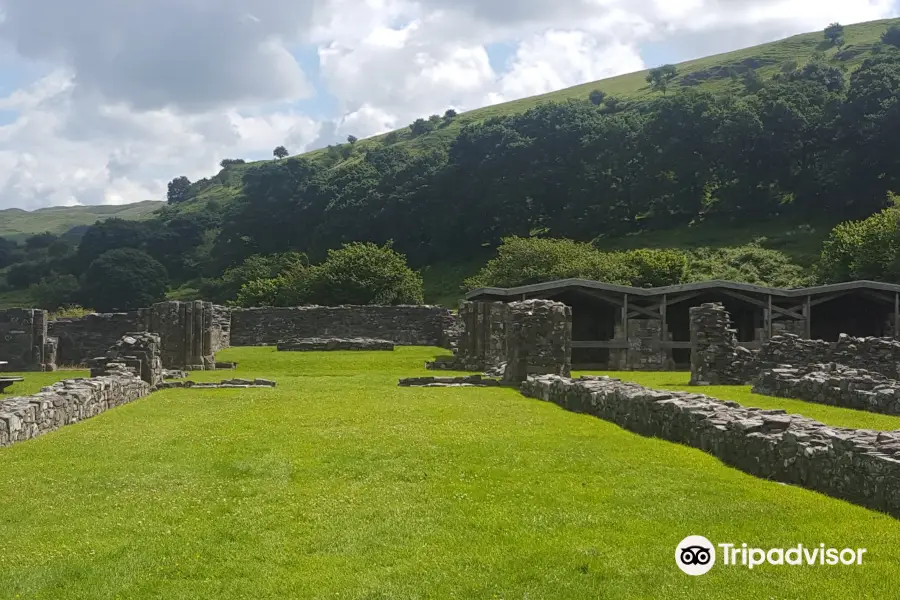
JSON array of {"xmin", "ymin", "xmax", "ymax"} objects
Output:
[
  {"xmin": 818, "ymin": 194, "xmax": 900, "ymax": 283},
  {"xmin": 84, "ymin": 248, "xmax": 168, "ymax": 311},
  {"xmin": 200, "ymin": 252, "xmax": 308, "ymax": 303},
  {"xmin": 305, "ymin": 242, "xmax": 424, "ymax": 305},
  {"xmin": 685, "ymin": 244, "xmax": 814, "ymax": 288},
  {"xmin": 29, "ymin": 274, "xmax": 82, "ymax": 311}
]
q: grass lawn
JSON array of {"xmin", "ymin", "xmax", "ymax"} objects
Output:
[
  {"xmin": 0, "ymin": 348, "xmax": 898, "ymax": 599},
  {"xmin": 590, "ymin": 370, "xmax": 900, "ymax": 431},
  {"xmin": 0, "ymin": 369, "xmax": 89, "ymax": 396}
]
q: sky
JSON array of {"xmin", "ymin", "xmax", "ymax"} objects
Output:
[{"xmin": 0, "ymin": 0, "xmax": 898, "ymax": 211}]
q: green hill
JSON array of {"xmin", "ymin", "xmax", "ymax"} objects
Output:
[{"xmin": 0, "ymin": 201, "xmax": 164, "ymax": 243}]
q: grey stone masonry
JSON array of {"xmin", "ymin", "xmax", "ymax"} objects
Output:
[
  {"xmin": 756, "ymin": 333, "xmax": 900, "ymax": 380},
  {"xmin": 48, "ymin": 311, "xmax": 143, "ymax": 366},
  {"xmin": 276, "ymin": 338, "xmax": 394, "ymax": 351},
  {"xmin": 0, "ymin": 308, "xmax": 55, "ymax": 371},
  {"xmin": 427, "ymin": 301, "xmax": 508, "ymax": 371},
  {"xmin": 690, "ymin": 303, "xmax": 755, "ymax": 385},
  {"xmin": 398, "ymin": 375, "xmax": 502, "ymax": 387},
  {"xmin": 610, "ymin": 318, "xmax": 672, "ymax": 371},
  {"xmin": 502, "ymin": 300, "xmax": 572, "ymax": 384},
  {"xmin": 140, "ymin": 301, "xmax": 217, "ymax": 370},
  {"xmin": 0, "ymin": 372, "xmax": 151, "ymax": 447},
  {"xmin": 157, "ymin": 378, "xmax": 276, "ymax": 390},
  {"xmin": 230, "ymin": 305, "xmax": 454, "ymax": 347},
  {"xmin": 521, "ymin": 374, "xmax": 900, "ymax": 519},
  {"xmin": 89, "ymin": 332, "xmax": 164, "ymax": 388},
  {"xmin": 754, "ymin": 363, "xmax": 900, "ymax": 415}
]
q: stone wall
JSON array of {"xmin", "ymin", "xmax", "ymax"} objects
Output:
[
  {"xmin": 230, "ymin": 305, "xmax": 453, "ymax": 347},
  {"xmin": 211, "ymin": 305, "xmax": 231, "ymax": 352},
  {"xmin": 609, "ymin": 319, "xmax": 671, "ymax": 371},
  {"xmin": 0, "ymin": 371, "xmax": 151, "ymax": 447},
  {"xmin": 0, "ymin": 308, "xmax": 55, "ymax": 371},
  {"xmin": 502, "ymin": 300, "xmax": 572, "ymax": 383},
  {"xmin": 89, "ymin": 332, "xmax": 164, "ymax": 388},
  {"xmin": 277, "ymin": 338, "xmax": 394, "ymax": 351},
  {"xmin": 140, "ymin": 301, "xmax": 217, "ymax": 370},
  {"xmin": 689, "ymin": 303, "xmax": 755, "ymax": 385},
  {"xmin": 756, "ymin": 334, "xmax": 900, "ymax": 380},
  {"xmin": 754, "ymin": 363, "xmax": 900, "ymax": 415},
  {"xmin": 521, "ymin": 374, "xmax": 900, "ymax": 518},
  {"xmin": 49, "ymin": 312, "xmax": 142, "ymax": 366}
]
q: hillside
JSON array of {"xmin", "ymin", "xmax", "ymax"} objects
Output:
[
  {"xmin": 169, "ymin": 17, "xmax": 900, "ymax": 217},
  {"xmin": 0, "ymin": 201, "xmax": 163, "ymax": 243}
]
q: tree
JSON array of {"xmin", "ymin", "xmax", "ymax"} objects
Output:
[
  {"xmin": 883, "ymin": 25, "xmax": 900, "ymax": 49},
  {"xmin": 409, "ymin": 118, "xmax": 432, "ymax": 137},
  {"xmin": 273, "ymin": 145, "xmax": 289, "ymax": 159},
  {"xmin": 84, "ymin": 248, "xmax": 168, "ymax": 312},
  {"xmin": 25, "ymin": 232, "xmax": 58, "ymax": 250},
  {"xmin": 818, "ymin": 195, "xmax": 900, "ymax": 283},
  {"xmin": 347, "ymin": 135, "xmax": 358, "ymax": 144},
  {"xmin": 444, "ymin": 108, "xmax": 458, "ymax": 120},
  {"xmin": 166, "ymin": 176, "xmax": 192, "ymax": 204},
  {"xmin": 305, "ymin": 242, "xmax": 424, "ymax": 305},
  {"xmin": 220, "ymin": 158, "xmax": 246, "ymax": 168},
  {"xmin": 29, "ymin": 274, "xmax": 82, "ymax": 311},
  {"xmin": 646, "ymin": 64, "xmax": 678, "ymax": 95},
  {"xmin": 75, "ymin": 218, "xmax": 152, "ymax": 269},
  {"xmin": 588, "ymin": 89, "xmax": 607, "ymax": 105},
  {"xmin": 824, "ymin": 23, "xmax": 844, "ymax": 46}
]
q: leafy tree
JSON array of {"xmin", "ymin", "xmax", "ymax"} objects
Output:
[
  {"xmin": 25, "ymin": 232, "xmax": 58, "ymax": 250},
  {"xmin": 443, "ymin": 109, "xmax": 458, "ymax": 120},
  {"xmin": 742, "ymin": 70, "xmax": 765, "ymax": 93},
  {"xmin": 29, "ymin": 274, "xmax": 81, "ymax": 311},
  {"xmin": 347, "ymin": 135, "xmax": 358, "ymax": 144},
  {"xmin": 273, "ymin": 145, "xmax": 289, "ymax": 159},
  {"xmin": 588, "ymin": 89, "xmax": 607, "ymax": 105},
  {"xmin": 0, "ymin": 238, "xmax": 23, "ymax": 269},
  {"xmin": 409, "ymin": 118, "xmax": 433, "ymax": 137},
  {"xmin": 882, "ymin": 25, "xmax": 900, "ymax": 49},
  {"xmin": 220, "ymin": 158, "xmax": 246, "ymax": 168},
  {"xmin": 824, "ymin": 23, "xmax": 844, "ymax": 46},
  {"xmin": 818, "ymin": 194, "xmax": 900, "ymax": 283},
  {"xmin": 76, "ymin": 218, "xmax": 152, "ymax": 270},
  {"xmin": 305, "ymin": 242, "xmax": 423, "ymax": 305},
  {"xmin": 166, "ymin": 176, "xmax": 192, "ymax": 204},
  {"xmin": 646, "ymin": 64, "xmax": 678, "ymax": 95},
  {"xmin": 685, "ymin": 244, "xmax": 813, "ymax": 288},
  {"xmin": 84, "ymin": 248, "xmax": 168, "ymax": 311},
  {"xmin": 200, "ymin": 252, "xmax": 308, "ymax": 303}
]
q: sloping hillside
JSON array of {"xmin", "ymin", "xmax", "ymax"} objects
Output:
[{"xmin": 0, "ymin": 201, "xmax": 164, "ymax": 242}]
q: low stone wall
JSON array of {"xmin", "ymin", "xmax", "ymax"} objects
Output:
[
  {"xmin": 89, "ymin": 332, "xmax": 164, "ymax": 388},
  {"xmin": 49, "ymin": 312, "xmax": 143, "ymax": 366},
  {"xmin": 0, "ymin": 308, "xmax": 55, "ymax": 371},
  {"xmin": 521, "ymin": 374, "xmax": 900, "ymax": 518},
  {"xmin": 276, "ymin": 338, "xmax": 394, "ymax": 351},
  {"xmin": 757, "ymin": 334, "xmax": 900, "ymax": 380},
  {"xmin": 689, "ymin": 303, "xmax": 755, "ymax": 385},
  {"xmin": 230, "ymin": 305, "xmax": 453, "ymax": 347},
  {"xmin": 0, "ymin": 373, "xmax": 151, "ymax": 447},
  {"xmin": 211, "ymin": 305, "xmax": 231, "ymax": 352},
  {"xmin": 753, "ymin": 363, "xmax": 900, "ymax": 415}
]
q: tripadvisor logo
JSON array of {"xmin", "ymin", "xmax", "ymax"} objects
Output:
[{"xmin": 675, "ymin": 535, "xmax": 867, "ymax": 575}]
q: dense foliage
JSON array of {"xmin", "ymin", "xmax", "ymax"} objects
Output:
[
  {"xmin": 818, "ymin": 193, "xmax": 900, "ymax": 283},
  {"xmin": 83, "ymin": 249, "xmax": 169, "ymax": 312},
  {"xmin": 463, "ymin": 237, "xmax": 812, "ymax": 291}
]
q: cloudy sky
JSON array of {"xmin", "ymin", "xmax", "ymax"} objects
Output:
[{"xmin": 0, "ymin": 0, "xmax": 897, "ymax": 211}]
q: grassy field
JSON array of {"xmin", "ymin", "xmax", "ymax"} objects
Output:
[
  {"xmin": 0, "ymin": 201, "xmax": 163, "ymax": 243},
  {"xmin": 1, "ymin": 347, "xmax": 899, "ymax": 599}
]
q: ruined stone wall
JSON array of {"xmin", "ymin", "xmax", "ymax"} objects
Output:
[
  {"xmin": 140, "ymin": 301, "xmax": 217, "ymax": 370},
  {"xmin": 689, "ymin": 303, "xmax": 756, "ymax": 385},
  {"xmin": 0, "ymin": 308, "xmax": 55, "ymax": 371},
  {"xmin": 230, "ymin": 305, "xmax": 453, "ymax": 347},
  {"xmin": 521, "ymin": 374, "xmax": 900, "ymax": 518},
  {"xmin": 49, "ymin": 312, "xmax": 143, "ymax": 366},
  {"xmin": 0, "ymin": 372, "xmax": 151, "ymax": 447},
  {"xmin": 89, "ymin": 332, "xmax": 164, "ymax": 388},
  {"xmin": 754, "ymin": 363, "xmax": 900, "ymax": 415},
  {"xmin": 609, "ymin": 319, "xmax": 671, "ymax": 371},
  {"xmin": 211, "ymin": 305, "xmax": 231, "ymax": 352},
  {"xmin": 502, "ymin": 300, "xmax": 572, "ymax": 383},
  {"xmin": 756, "ymin": 334, "xmax": 900, "ymax": 380}
]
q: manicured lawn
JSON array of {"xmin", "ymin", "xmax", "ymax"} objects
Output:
[
  {"xmin": 0, "ymin": 347, "xmax": 898, "ymax": 599},
  {"xmin": 590, "ymin": 370, "xmax": 900, "ymax": 431}
]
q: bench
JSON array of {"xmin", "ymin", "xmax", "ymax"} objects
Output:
[{"xmin": 0, "ymin": 377, "xmax": 24, "ymax": 393}]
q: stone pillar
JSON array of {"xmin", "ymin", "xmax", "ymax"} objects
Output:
[
  {"xmin": 429, "ymin": 301, "xmax": 508, "ymax": 371},
  {"xmin": 689, "ymin": 303, "xmax": 753, "ymax": 385},
  {"xmin": 502, "ymin": 299, "xmax": 572, "ymax": 384},
  {"xmin": 89, "ymin": 332, "xmax": 163, "ymax": 387},
  {"xmin": 0, "ymin": 308, "xmax": 56, "ymax": 371},
  {"xmin": 141, "ymin": 301, "xmax": 217, "ymax": 370}
]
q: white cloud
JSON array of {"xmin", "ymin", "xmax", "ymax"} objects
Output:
[{"xmin": 0, "ymin": 0, "xmax": 897, "ymax": 210}]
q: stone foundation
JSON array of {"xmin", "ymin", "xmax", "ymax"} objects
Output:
[
  {"xmin": 754, "ymin": 363, "xmax": 900, "ymax": 415},
  {"xmin": 398, "ymin": 375, "xmax": 502, "ymax": 387},
  {"xmin": 521, "ymin": 374, "xmax": 900, "ymax": 518},
  {"xmin": 276, "ymin": 338, "xmax": 394, "ymax": 351},
  {"xmin": 502, "ymin": 300, "xmax": 572, "ymax": 383},
  {"xmin": 0, "ymin": 308, "xmax": 55, "ymax": 371},
  {"xmin": 0, "ymin": 373, "xmax": 151, "ymax": 447},
  {"xmin": 157, "ymin": 378, "xmax": 275, "ymax": 390}
]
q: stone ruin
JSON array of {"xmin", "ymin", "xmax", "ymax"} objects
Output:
[
  {"xmin": 689, "ymin": 303, "xmax": 756, "ymax": 385},
  {"xmin": 140, "ymin": 300, "xmax": 218, "ymax": 371},
  {"xmin": 406, "ymin": 299, "xmax": 571, "ymax": 387},
  {"xmin": 0, "ymin": 308, "xmax": 56, "ymax": 371},
  {"xmin": 89, "ymin": 332, "xmax": 164, "ymax": 388},
  {"xmin": 754, "ymin": 363, "xmax": 900, "ymax": 416},
  {"xmin": 277, "ymin": 338, "xmax": 395, "ymax": 352}
]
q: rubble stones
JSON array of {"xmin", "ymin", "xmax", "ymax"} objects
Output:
[
  {"xmin": 757, "ymin": 333, "xmax": 900, "ymax": 380},
  {"xmin": 398, "ymin": 375, "xmax": 502, "ymax": 387},
  {"xmin": 754, "ymin": 363, "xmax": 900, "ymax": 415},
  {"xmin": 0, "ymin": 373, "xmax": 151, "ymax": 447},
  {"xmin": 48, "ymin": 312, "xmax": 142, "ymax": 366},
  {"xmin": 521, "ymin": 374, "xmax": 900, "ymax": 518},
  {"xmin": 88, "ymin": 332, "xmax": 164, "ymax": 387},
  {"xmin": 276, "ymin": 337, "xmax": 395, "ymax": 351},
  {"xmin": 157, "ymin": 378, "xmax": 276, "ymax": 390}
]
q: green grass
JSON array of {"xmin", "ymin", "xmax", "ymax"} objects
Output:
[
  {"xmin": 587, "ymin": 370, "xmax": 900, "ymax": 431},
  {"xmin": 0, "ymin": 201, "xmax": 163, "ymax": 243},
  {"xmin": 0, "ymin": 369, "xmax": 90, "ymax": 396},
  {"xmin": 1, "ymin": 347, "xmax": 899, "ymax": 598}
]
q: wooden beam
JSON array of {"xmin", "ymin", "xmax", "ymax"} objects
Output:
[
  {"xmin": 860, "ymin": 289, "xmax": 895, "ymax": 304},
  {"xmin": 623, "ymin": 293, "xmax": 629, "ymax": 342},
  {"xmin": 660, "ymin": 293, "xmax": 668, "ymax": 342},
  {"xmin": 766, "ymin": 294, "xmax": 772, "ymax": 338},
  {"xmin": 895, "ymin": 292, "xmax": 899, "ymax": 340},
  {"xmin": 803, "ymin": 295, "xmax": 811, "ymax": 339},
  {"xmin": 578, "ymin": 288, "xmax": 661, "ymax": 319},
  {"xmin": 808, "ymin": 291, "xmax": 851, "ymax": 307},
  {"xmin": 720, "ymin": 288, "xmax": 803, "ymax": 319},
  {"xmin": 572, "ymin": 340, "xmax": 630, "ymax": 349}
]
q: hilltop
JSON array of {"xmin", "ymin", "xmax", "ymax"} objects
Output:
[{"xmin": 0, "ymin": 201, "xmax": 163, "ymax": 243}]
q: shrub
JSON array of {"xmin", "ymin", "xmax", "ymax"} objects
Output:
[
  {"xmin": 84, "ymin": 248, "xmax": 168, "ymax": 312},
  {"xmin": 200, "ymin": 252, "xmax": 308, "ymax": 303},
  {"xmin": 818, "ymin": 194, "xmax": 900, "ymax": 283},
  {"xmin": 686, "ymin": 244, "xmax": 814, "ymax": 288},
  {"xmin": 29, "ymin": 274, "xmax": 82, "ymax": 311}
]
